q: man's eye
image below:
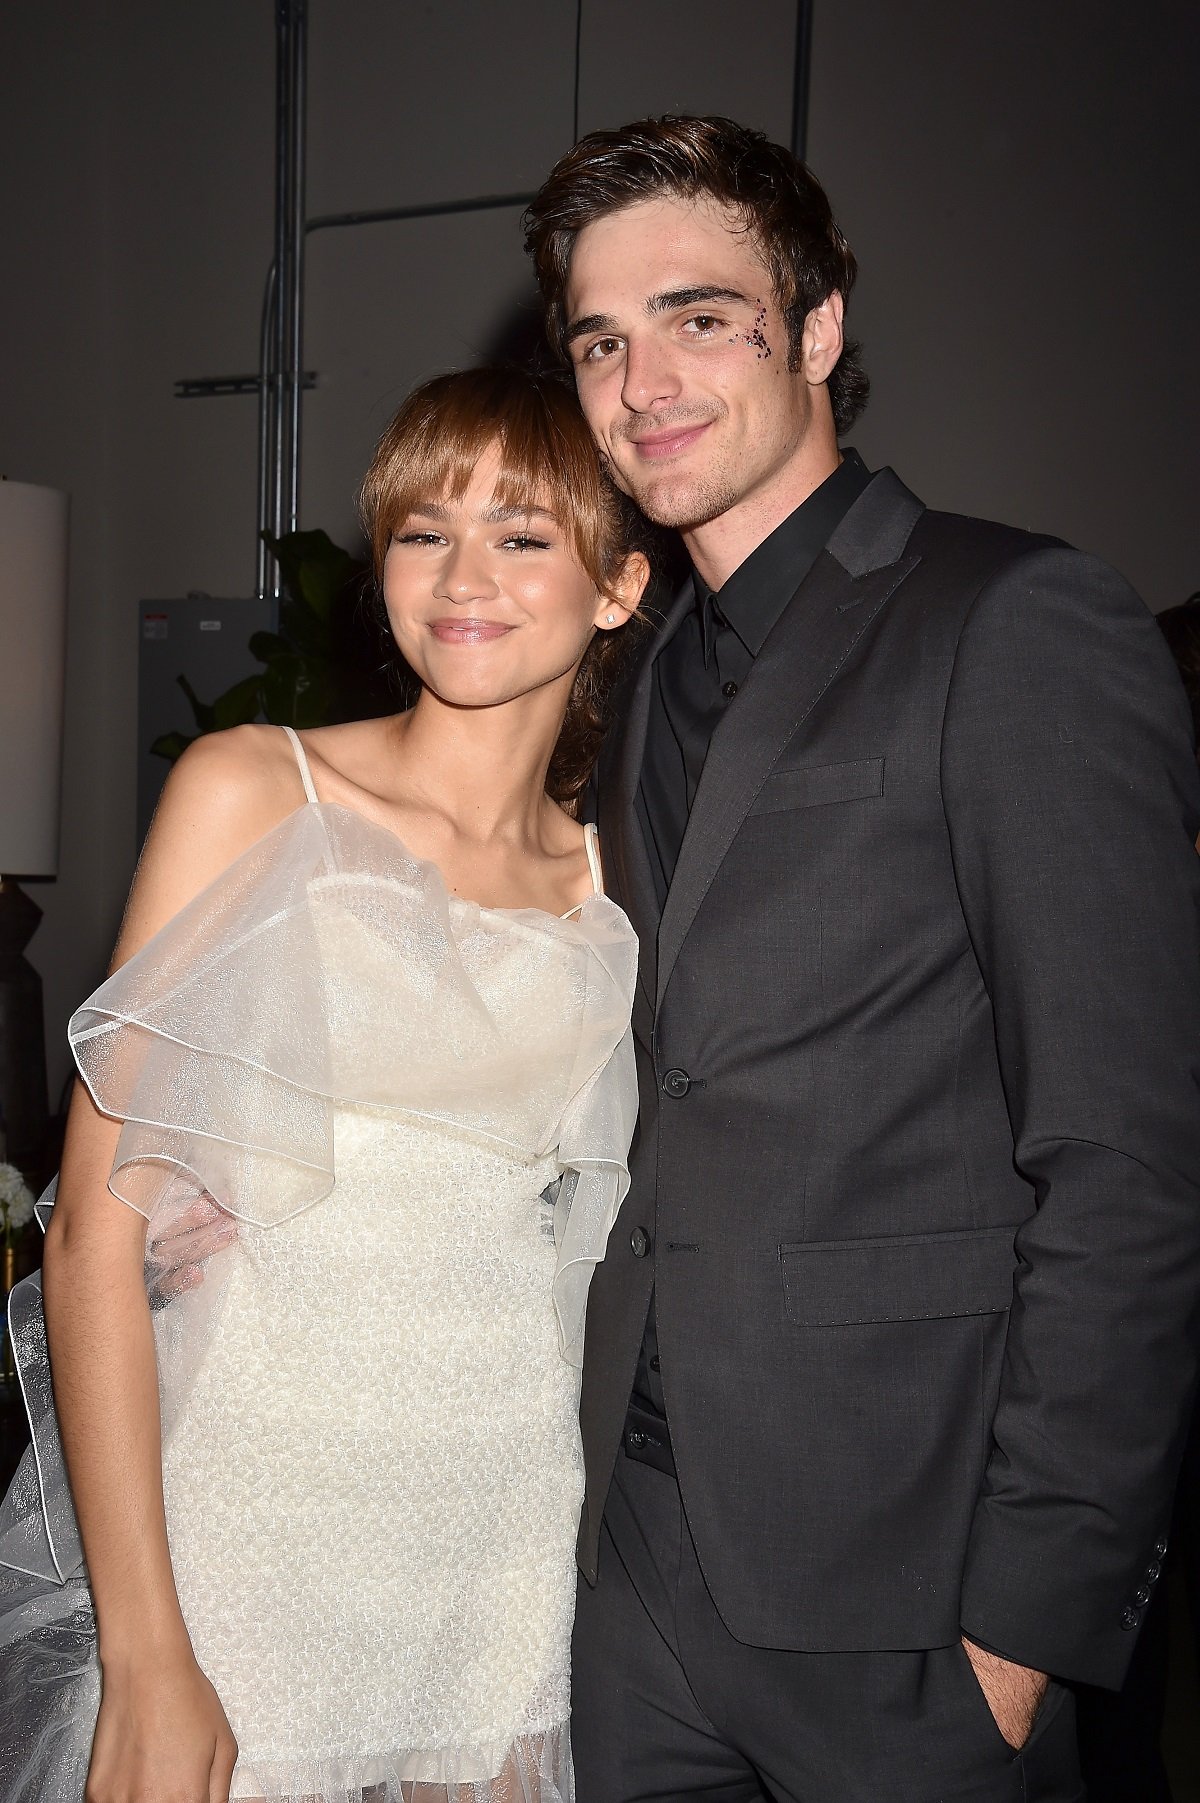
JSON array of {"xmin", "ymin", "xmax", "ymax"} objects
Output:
[
  {"xmin": 582, "ymin": 337, "xmax": 622, "ymax": 363},
  {"xmin": 683, "ymin": 314, "xmax": 720, "ymax": 335}
]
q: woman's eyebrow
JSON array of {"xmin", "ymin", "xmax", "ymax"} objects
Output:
[
  {"xmin": 401, "ymin": 501, "xmax": 558, "ymax": 525},
  {"xmin": 481, "ymin": 504, "xmax": 558, "ymax": 525}
]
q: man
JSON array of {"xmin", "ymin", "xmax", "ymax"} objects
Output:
[{"xmin": 520, "ymin": 116, "xmax": 1200, "ymax": 1801}]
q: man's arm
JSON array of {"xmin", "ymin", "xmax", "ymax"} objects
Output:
[{"xmin": 941, "ymin": 544, "xmax": 1200, "ymax": 1691}]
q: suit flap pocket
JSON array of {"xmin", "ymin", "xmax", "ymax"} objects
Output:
[
  {"xmin": 780, "ymin": 1225, "xmax": 1018, "ymax": 1325},
  {"xmin": 750, "ymin": 756, "xmax": 884, "ymax": 816}
]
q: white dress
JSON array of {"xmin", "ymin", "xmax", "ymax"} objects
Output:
[{"xmin": 0, "ymin": 728, "xmax": 639, "ymax": 1803}]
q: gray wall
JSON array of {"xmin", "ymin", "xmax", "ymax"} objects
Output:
[
  {"xmin": 808, "ymin": 0, "xmax": 1198, "ymax": 611},
  {"xmin": 0, "ymin": 1, "xmax": 1194, "ymax": 1097}
]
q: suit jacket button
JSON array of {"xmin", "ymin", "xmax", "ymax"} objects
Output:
[
  {"xmin": 1134, "ymin": 1586, "xmax": 1152, "ymax": 1607},
  {"xmin": 1120, "ymin": 1605, "xmax": 1140, "ymax": 1630},
  {"xmin": 1154, "ymin": 1538, "xmax": 1169, "ymax": 1560},
  {"xmin": 630, "ymin": 1227, "xmax": 651, "ymax": 1258},
  {"xmin": 1145, "ymin": 1561, "xmax": 1162, "ymax": 1583},
  {"xmin": 662, "ymin": 1068, "xmax": 691, "ymax": 1098},
  {"xmin": 627, "ymin": 1430, "xmax": 646, "ymax": 1450}
]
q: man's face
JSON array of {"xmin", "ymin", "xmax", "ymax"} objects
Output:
[{"xmin": 563, "ymin": 195, "xmax": 819, "ymax": 532}]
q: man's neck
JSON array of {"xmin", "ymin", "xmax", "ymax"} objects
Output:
[{"xmin": 683, "ymin": 435, "xmax": 842, "ymax": 591}]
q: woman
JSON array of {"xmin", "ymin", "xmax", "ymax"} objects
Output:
[{"xmin": 0, "ymin": 366, "xmax": 649, "ymax": 1802}]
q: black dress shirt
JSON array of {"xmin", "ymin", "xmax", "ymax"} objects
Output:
[{"xmin": 625, "ymin": 449, "xmax": 874, "ymax": 1474}]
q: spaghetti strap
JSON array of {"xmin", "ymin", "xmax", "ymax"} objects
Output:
[
  {"xmin": 281, "ymin": 725, "xmax": 320, "ymax": 805},
  {"xmin": 583, "ymin": 823, "xmax": 605, "ymax": 897}
]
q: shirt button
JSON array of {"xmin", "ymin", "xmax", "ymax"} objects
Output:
[
  {"xmin": 662, "ymin": 1068, "xmax": 691, "ymax": 1098},
  {"xmin": 630, "ymin": 1227, "xmax": 651, "ymax": 1258},
  {"xmin": 649, "ymin": 1354, "xmax": 661, "ymax": 1372},
  {"xmin": 627, "ymin": 1430, "xmax": 646, "ymax": 1450},
  {"xmin": 722, "ymin": 680, "xmax": 739, "ymax": 699},
  {"xmin": 1120, "ymin": 1605, "xmax": 1140, "ymax": 1630}
]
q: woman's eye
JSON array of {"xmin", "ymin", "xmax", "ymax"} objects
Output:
[
  {"xmin": 582, "ymin": 337, "xmax": 622, "ymax": 364},
  {"xmin": 395, "ymin": 530, "xmax": 443, "ymax": 546},
  {"xmin": 502, "ymin": 534, "xmax": 551, "ymax": 552}
]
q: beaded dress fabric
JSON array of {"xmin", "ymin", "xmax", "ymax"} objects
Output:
[{"xmin": 0, "ymin": 737, "xmax": 638, "ymax": 1803}]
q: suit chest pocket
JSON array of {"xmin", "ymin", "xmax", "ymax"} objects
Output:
[{"xmin": 748, "ymin": 756, "xmax": 884, "ymax": 817}]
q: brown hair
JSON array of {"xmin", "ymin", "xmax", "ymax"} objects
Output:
[
  {"xmin": 524, "ymin": 114, "xmax": 869, "ymax": 435},
  {"xmin": 359, "ymin": 365, "xmax": 648, "ymax": 809}
]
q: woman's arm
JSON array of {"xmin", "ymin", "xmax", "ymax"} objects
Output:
[{"xmin": 41, "ymin": 727, "xmax": 294, "ymax": 1802}]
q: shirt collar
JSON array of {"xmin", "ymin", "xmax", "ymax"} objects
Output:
[{"xmin": 693, "ymin": 447, "xmax": 873, "ymax": 662}]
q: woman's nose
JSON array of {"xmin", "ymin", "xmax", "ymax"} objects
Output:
[{"xmin": 435, "ymin": 541, "xmax": 500, "ymax": 602}]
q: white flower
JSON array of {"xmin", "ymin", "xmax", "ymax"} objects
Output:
[{"xmin": 0, "ymin": 1162, "xmax": 35, "ymax": 1234}]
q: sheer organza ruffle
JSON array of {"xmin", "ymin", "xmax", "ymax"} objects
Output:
[{"xmin": 0, "ymin": 802, "xmax": 636, "ymax": 1801}]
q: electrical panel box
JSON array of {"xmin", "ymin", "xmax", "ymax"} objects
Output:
[{"xmin": 136, "ymin": 596, "xmax": 273, "ymax": 847}]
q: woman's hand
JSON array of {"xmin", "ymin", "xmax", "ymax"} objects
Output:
[{"xmin": 86, "ymin": 1644, "xmax": 238, "ymax": 1803}]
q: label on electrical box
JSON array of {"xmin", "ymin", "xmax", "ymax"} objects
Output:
[{"xmin": 143, "ymin": 614, "xmax": 168, "ymax": 640}]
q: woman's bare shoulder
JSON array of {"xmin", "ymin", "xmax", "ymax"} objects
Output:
[{"xmin": 113, "ymin": 725, "xmax": 306, "ymax": 969}]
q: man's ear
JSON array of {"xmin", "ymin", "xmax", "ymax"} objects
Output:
[
  {"xmin": 802, "ymin": 291, "xmax": 845, "ymax": 386},
  {"xmin": 594, "ymin": 551, "xmax": 651, "ymax": 630}
]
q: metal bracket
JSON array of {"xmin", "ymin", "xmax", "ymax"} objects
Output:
[{"xmin": 175, "ymin": 374, "xmax": 316, "ymax": 399}]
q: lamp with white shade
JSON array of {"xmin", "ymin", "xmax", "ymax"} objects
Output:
[{"xmin": 0, "ymin": 479, "xmax": 69, "ymax": 1169}]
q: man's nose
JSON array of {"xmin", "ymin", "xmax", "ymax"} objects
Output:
[{"xmin": 620, "ymin": 336, "xmax": 682, "ymax": 414}]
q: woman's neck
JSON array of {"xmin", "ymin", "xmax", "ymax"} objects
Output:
[{"xmin": 387, "ymin": 686, "xmax": 567, "ymax": 845}]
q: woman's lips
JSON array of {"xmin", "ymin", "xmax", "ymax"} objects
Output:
[
  {"xmin": 428, "ymin": 618, "xmax": 514, "ymax": 643},
  {"xmin": 629, "ymin": 421, "xmax": 711, "ymax": 461}
]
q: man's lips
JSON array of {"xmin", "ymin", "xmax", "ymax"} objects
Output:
[
  {"xmin": 625, "ymin": 421, "xmax": 712, "ymax": 461},
  {"xmin": 428, "ymin": 618, "xmax": 514, "ymax": 643}
]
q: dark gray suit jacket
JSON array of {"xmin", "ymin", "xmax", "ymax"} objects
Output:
[{"xmin": 582, "ymin": 468, "xmax": 1200, "ymax": 1690}]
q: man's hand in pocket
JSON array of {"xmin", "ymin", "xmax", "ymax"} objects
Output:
[{"xmin": 961, "ymin": 1636, "xmax": 1050, "ymax": 1750}]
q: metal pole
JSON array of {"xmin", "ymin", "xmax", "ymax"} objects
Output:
[
  {"xmin": 270, "ymin": 1, "xmax": 292, "ymax": 595},
  {"xmin": 255, "ymin": 260, "xmax": 277, "ymax": 601},
  {"xmin": 287, "ymin": 1, "xmax": 307, "ymax": 536}
]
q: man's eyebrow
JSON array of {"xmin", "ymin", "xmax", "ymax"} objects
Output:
[
  {"xmin": 564, "ymin": 286, "xmax": 752, "ymax": 347},
  {"xmin": 564, "ymin": 312, "xmax": 619, "ymax": 347},
  {"xmin": 646, "ymin": 285, "xmax": 749, "ymax": 314}
]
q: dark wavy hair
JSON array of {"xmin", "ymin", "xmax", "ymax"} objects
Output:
[
  {"xmin": 524, "ymin": 114, "xmax": 869, "ymax": 435},
  {"xmin": 359, "ymin": 365, "xmax": 650, "ymax": 810}
]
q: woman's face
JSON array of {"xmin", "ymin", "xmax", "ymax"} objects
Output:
[{"xmin": 383, "ymin": 443, "xmax": 631, "ymax": 712}]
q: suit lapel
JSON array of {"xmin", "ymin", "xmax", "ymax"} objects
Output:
[
  {"xmin": 598, "ymin": 577, "xmax": 696, "ymax": 1013},
  {"xmin": 655, "ymin": 471, "xmax": 925, "ymax": 1010}
]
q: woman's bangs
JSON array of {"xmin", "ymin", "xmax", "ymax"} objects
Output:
[{"xmin": 363, "ymin": 369, "xmax": 611, "ymax": 586}]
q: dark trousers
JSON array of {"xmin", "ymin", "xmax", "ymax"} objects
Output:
[{"xmin": 572, "ymin": 1450, "xmax": 1084, "ymax": 1803}]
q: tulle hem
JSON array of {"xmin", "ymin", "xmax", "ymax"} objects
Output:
[
  {"xmin": 229, "ymin": 1721, "xmax": 571, "ymax": 1800},
  {"xmin": 0, "ymin": 1567, "xmax": 571, "ymax": 1803}
]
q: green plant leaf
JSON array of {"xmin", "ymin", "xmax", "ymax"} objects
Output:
[
  {"xmin": 150, "ymin": 730, "xmax": 197, "ymax": 763},
  {"xmin": 248, "ymin": 630, "xmax": 290, "ymax": 663},
  {"xmin": 261, "ymin": 652, "xmax": 332, "ymax": 726},
  {"xmin": 211, "ymin": 673, "xmax": 265, "ymax": 732},
  {"xmin": 278, "ymin": 591, "xmax": 334, "ymax": 658},
  {"xmin": 263, "ymin": 529, "xmax": 359, "ymax": 625},
  {"xmin": 177, "ymin": 673, "xmax": 215, "ymax": 733}
]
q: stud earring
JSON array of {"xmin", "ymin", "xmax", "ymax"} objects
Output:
[{"xmin": 605, "ymin": 612, "xmax": 616, "ymax": 624}]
